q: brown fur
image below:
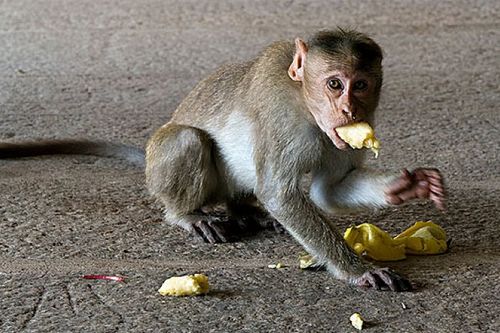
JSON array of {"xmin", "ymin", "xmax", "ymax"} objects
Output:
[{"xmin": 145, "ymin": 29, "xmax": 418, "ymax": 291}]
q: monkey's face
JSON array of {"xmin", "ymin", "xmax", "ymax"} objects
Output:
[
  {"xmin": 303, "ymin": 64, "xmax": 381, "ymax": 150},
  {"xmin": 288, "ymin": 38, "xmax": 382, "ymax": 150}
]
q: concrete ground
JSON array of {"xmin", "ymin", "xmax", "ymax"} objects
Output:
[{"xmin": 0, "ymin": 0, "xmax": 499, "ymax": 332}]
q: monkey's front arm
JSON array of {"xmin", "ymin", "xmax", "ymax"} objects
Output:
[
  {"xmin": 310, "ymin": 167, "xmax": 446, "ymax": 214},
  {"xmin": 257, "ymin": 179, "xmax": 412, "ymax": 291},
  {"xmin": 310, "ymin": 167, "xmax": 396, "ymax": 213}
]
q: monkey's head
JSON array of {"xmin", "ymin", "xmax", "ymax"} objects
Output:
[{"xmin": 288, "ymin": 29, "xmax": 383, "ymax": 150}]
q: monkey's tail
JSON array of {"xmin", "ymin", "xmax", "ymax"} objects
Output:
[{"xmin": 0, "ymin": 139, "xmax": 145, "ymax": 167}]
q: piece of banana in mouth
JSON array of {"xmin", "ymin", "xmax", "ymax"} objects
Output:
[{"xmin": 336, "ymin": 122, "xmax": 381, "ymax": 157}]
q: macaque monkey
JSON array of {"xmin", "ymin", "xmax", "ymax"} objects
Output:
[{"xmin": 0, "ymin": 29, "xmax": 445, "ymax": 291}]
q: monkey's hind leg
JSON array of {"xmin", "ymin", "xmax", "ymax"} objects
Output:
[{"xmin": 146, "ymin": 123, "xmax": 234, "ymax": 243}]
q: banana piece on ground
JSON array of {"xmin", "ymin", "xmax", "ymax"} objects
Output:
[
  {"xmin": 336, "ymin": 122, "xmax": 381, "ymax": 157},
  {"xmin": 350, "ymin": 313, "xmax": 365, "ymax": 330},
  {"xmin": 298, "ymin": 254, "xmax": 317, "ymax": 269},
  {"xmin": 158, "ymin": 274, "xmax": 209, "ymax": 296}
]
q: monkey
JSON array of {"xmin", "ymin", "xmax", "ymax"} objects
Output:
[{"xmin": 0, "ymin": 29, "xmax": 446, "ymax": 292}]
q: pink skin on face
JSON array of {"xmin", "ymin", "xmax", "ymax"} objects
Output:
[{"xmin": 318, "ymin": 71, "xmax": 374, "ymax": 151}]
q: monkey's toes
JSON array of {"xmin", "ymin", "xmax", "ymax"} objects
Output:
[
  {"xmin": 228, "ymin": 212, "xmax": 285, "ymax": 235},
  {"xmin": 192, "ymin": 218, "xmax": 230, "ymax": 243},
  {"xmin": 255, "ymin": 216, "xmax": 286, "ymax": 234},
  {"xmin": 192, "ymin": 217, "xmax": 245, "ymax": 243},
  {"xmin": 358, "ymin": 267, "xmax": 413, "ymax": 292},
  {"xmin": 271, "ymin": 220, "xmax": 286, "ymax": 234}
]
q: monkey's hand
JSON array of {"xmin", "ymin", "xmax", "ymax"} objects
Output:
[
  {"xmin": 385, "ymin": 168, "xmax": 446, "ymax": 210},
  {"xmin": 355, "ymin": 267, "xmax": 413, "ymax": 291}
]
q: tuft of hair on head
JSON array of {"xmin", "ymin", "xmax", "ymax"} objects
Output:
[{"xmin": 307, "ymin": 28, "xmax": 383, "ymax": 75}]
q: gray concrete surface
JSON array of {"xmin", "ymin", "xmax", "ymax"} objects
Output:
[{"xmin": 0, "ymin": 0, "xmax": 499, "ymax": 332}]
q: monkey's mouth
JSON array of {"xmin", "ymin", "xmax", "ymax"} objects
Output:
[{"xmin": 331, "ymin": 128, "xmax": 350, "ymax": 150}]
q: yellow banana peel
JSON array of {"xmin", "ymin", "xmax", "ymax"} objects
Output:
[
  {"xmin": 344, "ymin": 221, "xmax": 447, "ymax": 261},
  {"xmin": 344, "ymin": 223, "xmax": 406, "ymax": 261},
  {"xmin": 394, "ymin": 221, "xmax": 448, "ymax": 255}
]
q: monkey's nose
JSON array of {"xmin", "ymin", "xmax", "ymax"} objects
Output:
[{"xmin": 342, "ymin": 109, "xmax": 357, "ymax": 121}]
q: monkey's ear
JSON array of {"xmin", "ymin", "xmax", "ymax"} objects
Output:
[{"xmin": 288, "ymin": 38, "xmax": 308, "ymax": 82}]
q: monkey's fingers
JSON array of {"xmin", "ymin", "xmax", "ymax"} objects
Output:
[
  {"xmin": 271, "ymin": 220, "xmax": 287, "ymax": 234},
  {"xmin": 387, "ymin": 168, "xmax": 444, "ymax": 195},
  {"xmin": 414, "ymin": 169, "xmax": 447, "ymax": 206},
  {"xmin": 192, "ymin": 219, "xmax": 229, "ymax": 243},
  {"xmin": 358, "ymin": 271, "xmax": 382, "ymax": 290},
  {"xmin": 413, "ymin": 168, "xmax": 442, "ymax": 182},
  {"xmin": 392, "ymin": 167, "xmax": 447, "ymax": 204},
  {"xmin": 192, "ymin": 221, "xmax": 218, "ymax": 243},
  {"xmin": 253, "ymin": 215, "xmax": 286, "ymax": 233},
  {"xmin": 415, "ymin": 172, "xmax": 446, "ymax": 210},
  {"xmin": 429, "ymin": 184, "xmax": 445, "ymax": 196},
  {"xmin": 358, "ymin": 268, "xmax": 413, "ymax": 292},
  {"xmin": 389, "ymin": 184, "xmax": 446, "ymax": 210},
  {"xmin": 430, "ymin": 192, "xmax": 446, "ymax": 211},
  {"xmin": 429, "ymin": 185, "xmax": 446, "ymax": 210},
  {"xmin": 414, "ymin": 169, "xmax": 445, "ymax": 190},
  {"xmin": 386, "ymin": 180, "xmax": 428, "ymax": 205},
  {"xmin": 255, "ymin": 216, "xmax": 285, "ymax": 233},
  {"xmin": 375, "ymin": 268, "xmax": 413, "ymax": 292}
]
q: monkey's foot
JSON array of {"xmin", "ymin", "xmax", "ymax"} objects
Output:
[
  {"xmin": 237, "ymin": 209, "xmax": 285, "ymax": 234},
  {"xmin": 230, "ymin": 214, "xmax": 286, "ymax": 235},
  {"xmin": 189, "ymin": 213, "xmax": 283, "ymax": 243},
  {"xmin": 191, "ymin": 216, "xmax": 240, "ymax": 243},
  {"xmin": 260, "ymin": 218, "xmax": 286, "ymax": 234},
  {"xmin": 356, "ymin": 267, "xmax": 413, "ymax": 292},
  {"xmin": 228, "ymin": 203, "xmax": 285, "ymax": 234}
]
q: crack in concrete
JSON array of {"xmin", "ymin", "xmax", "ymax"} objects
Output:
[
  {"xmin": 19, "ymin": 285, "xmax": 45, "ymax": 330},
  {"xmin": 63, "ymin": 284, "xmax": 76, "ymax": 316},
  {"xmin": 86, "ymin": 284, "xmax": 124, "ymax": 331}
]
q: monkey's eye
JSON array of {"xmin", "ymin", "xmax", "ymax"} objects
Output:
[
  {"xmin": 327, "ymin": 79, "xmax": 343, "ymax": 91},
  {"xmin": 353, "ymin": 80, "xmax": 368, "ymax": 91}
]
